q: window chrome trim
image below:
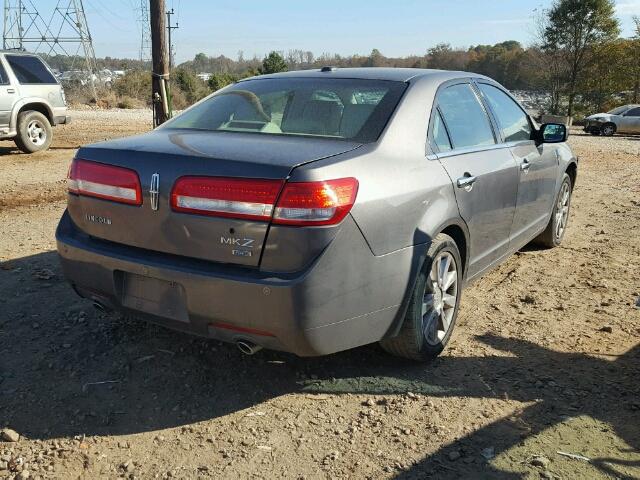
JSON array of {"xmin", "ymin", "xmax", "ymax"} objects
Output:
[{"xmin": 435, "ymin": 142, "xmax": 512, "ymax": 159}]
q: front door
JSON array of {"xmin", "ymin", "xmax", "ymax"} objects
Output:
[
  {"xmin": 475, "ymin": 82, "xmax": 559, "ymax": 248},
  {"xmin": 431, "ymin": 82, "xmax": 519, "ymax": 278},
  {"xmin": 619, "ymin": 107, "xmax": 640, "ymax": 133}
]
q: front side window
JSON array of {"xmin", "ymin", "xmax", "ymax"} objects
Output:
[
  {"xmin": 478, "ymin": 83, "xmax": 531, "ymax": 142},
  {"xmin": 624, "ymin": 107, "xmax": 640, "ymax": 117},
  {"xmin": 5, "ymin": 55, "xmax": 56, "ymax": 84},
  {"xmin": 436, "ymin": 83, "xmax": 495, "ymax": 150},
  {"xmin": 164, "ymin": 78, "xmax": 407, "ymax": 143}
]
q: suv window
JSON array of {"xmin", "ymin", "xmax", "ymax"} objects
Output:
[
  {"xmin": 624, "ymin": 107, "xmax": 640, "ymax": 117},
  {"xmin": 437, "ymin": 83, "xmax": 495, "ymax": 149},
  {"xmin": 478, "ymin": 83, "xmax": 532, "ymax": 142},
  {"xmin": 0, "ymin": 61, "xmax": 8, "ymax": 85},
  {"xmin": 5, "ymin": 55, "xmax": 56, "ymax": 84}
]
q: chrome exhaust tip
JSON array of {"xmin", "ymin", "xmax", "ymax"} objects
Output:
[{"xmin": 236, "ymin": 340, "xmax": 262, "ymax": 355}]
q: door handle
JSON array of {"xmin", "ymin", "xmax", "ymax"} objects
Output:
[
  {"xmin": 456, "ymin": 174, "xmax": 477, "ymax": 191},
  {"xmin": 521, "ymin": 159, "xmax": 532, "ymax": 172},
  {"xmin": 6, "ymin": 88, "xmax": 15, "ymax": 94}
]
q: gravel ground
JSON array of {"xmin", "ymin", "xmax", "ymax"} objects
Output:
[{"xmin": 0, "ymin": 114, "xmax": 639, "ymax": 480}]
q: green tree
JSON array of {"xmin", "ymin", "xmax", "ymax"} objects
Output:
[
  {"xmin": 542, "ymin": 0, "xmax": 620, "ymax": 116},
  {"xmin": 629, "ymin": 16, "xmax": 640, "ymax": 103},
  {"xmin": 259, "ymin": 51, "xmax": 288, "ymax": 75},
  {"xmin": 208, "ymin": 72, "xmax": 238, "ymax": 91}
]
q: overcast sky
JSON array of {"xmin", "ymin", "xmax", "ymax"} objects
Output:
[{"xmin": 28, "ymin": 0, "xmax": 640, "ymax": 62}]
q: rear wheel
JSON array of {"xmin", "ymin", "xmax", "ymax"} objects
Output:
[
  {"xmin": 601, "ymin": 123, "xmax": 616, "ymax": 137},
  {"xmin": 14, "ymin": 110, "xmax": 52, "ymax": 153},
  {"xmin": 380, "ymin": 233, "xmax": 462, "ymax": 361},
  {"xmin": 534, "ymin": 173, "xmax": 572, "ymax": 248}
]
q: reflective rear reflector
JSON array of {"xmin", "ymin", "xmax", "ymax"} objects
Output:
[
  {"xmin": 273, "ymin": 177, "xmax": 359, "ymax": 226},
  {"xmin": 67, "ymin": 158, "xmax": 142, "ymax": 206},
  {"xmin": 210, "ymin": 322, "xmax": 275, "ymax": 337},
  {"xmin": 171, "ymin": 177, "xmax": 284, "ymax": 221}
]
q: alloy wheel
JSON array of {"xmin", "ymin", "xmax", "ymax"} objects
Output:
[
  {"xmin": 555, "ymin": 181, "xmax": 571, "ymax": 240},
  {"xmin": 27, "ymin": 120, "xmax": 46, "ymax": 146},
  {"xmin": 422, "ymin": 251, "xmax": 458, "ymax": 346}
]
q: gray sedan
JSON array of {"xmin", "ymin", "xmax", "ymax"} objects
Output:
[
  {"xmin": 584, "ymin": 104, "xmax": 640, "ymax": 136},
  {"xmin": 56, "ymin": 68, "xmax": 577, "ymax": 361}
]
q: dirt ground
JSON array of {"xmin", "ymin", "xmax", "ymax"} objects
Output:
[{"xmin": 0, "ymin": 110, "xmax": 639, "ymax": 480}]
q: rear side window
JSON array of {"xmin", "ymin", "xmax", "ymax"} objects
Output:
[
  {"xmin": 478, "ymin": 83, "xmax": 531, "ymax": 142},
  {"xmin": 5, "ymin": 55, "xmax": 56, "ymax": 84},
  {"xmin": 432, "ymin": 110, "xmax": 452, "ymax": 152},
  {"xmin": 437, "ymin": 83, "xmax": 495, "ymax": 149},
  {"xmin": 625, "ymin": 107, "xmax": 640, "ymax": 117}
]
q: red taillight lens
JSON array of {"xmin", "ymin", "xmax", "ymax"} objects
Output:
[
  {"xmin": 67, "ymin": 158, "xmax": 142, "ymax": 206},
  {"xmin": 273, "ymin": 177, "xmax": 359, "ymax": 226},
  {"xmin": 171, "ymin": 176, "xmax": 284, "ymax": 221}
]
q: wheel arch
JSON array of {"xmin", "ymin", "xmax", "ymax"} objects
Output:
[
  {"xmin": 383, "ymin": 217, "xmax": 470, "ymax": 339},
  {"xmin": 565, "ymin": 161, "xmax": 578, "ymax": 188},
  {"xmin": 12, "ymin": 100, "xmax": 54, "ymax": 127}
]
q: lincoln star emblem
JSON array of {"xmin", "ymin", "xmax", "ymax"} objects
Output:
[{"xmin": 150, "ymin": 173, "xmax": 160, "ymax": 211}]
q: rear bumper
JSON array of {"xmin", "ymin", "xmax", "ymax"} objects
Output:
[
  {"xmin": 56, "ymin": 210, "xmax": 419, "ymax": 356},
  {"xmin": 54, "ymin": 114, "xmax": 71, "ymax": 126}
]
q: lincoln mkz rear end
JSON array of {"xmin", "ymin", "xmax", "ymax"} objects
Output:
[{"xmin": 56, "ymin": 70, "xmax": 460, "ymax": 358}]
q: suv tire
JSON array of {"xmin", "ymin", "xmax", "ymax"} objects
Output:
[
  {"xmin": 14, "ymin": 110, "xmax": 52, "ymax": 153},
  {"xmin": 380, "ymin": 233, "xmax": 462, "ymax": 361}
]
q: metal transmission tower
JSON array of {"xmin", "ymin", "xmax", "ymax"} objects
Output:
[
  {"xmin": 136, "ymin": 0, "xmax": 151, "ymax": 62},
  {"xmin": 2, "ymin": 0, "xmax": 100, "ymax": 98}
]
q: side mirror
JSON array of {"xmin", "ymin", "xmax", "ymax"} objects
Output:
[{"xmin": 539, "ymin": 123, "xmax": 567, "ymax": 143}]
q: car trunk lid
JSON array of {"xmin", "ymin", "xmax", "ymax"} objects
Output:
[{"xmin": 66, "ymin": 129, "xmax": 361, "ymax": 267}]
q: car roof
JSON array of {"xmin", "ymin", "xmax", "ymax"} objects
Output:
[
  {"xmin": 0, "ymin": 50, "xmax": 40, "ymax": 56},
  {"xmin": 245, "ymin": 67, "xmax": 489, "ymax": 84}
]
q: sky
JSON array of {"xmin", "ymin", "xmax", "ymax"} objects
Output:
[{"xmin": 31, "ymin": 0, "xmax": 640, "ymax": 63}]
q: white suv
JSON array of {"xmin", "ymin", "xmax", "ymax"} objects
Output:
[{"xmin": 0, "ymin": 51, "xmax": 70, "ymax": 153}]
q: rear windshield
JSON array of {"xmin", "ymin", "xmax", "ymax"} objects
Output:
[
  {"xmin": 164, "ymin": 77, "xmax": 407, "ymax": 143},
  {"xmin": 5, "ymin": 55, "xmax": 57, "ymax": 84}
]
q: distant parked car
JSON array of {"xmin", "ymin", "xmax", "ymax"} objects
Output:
[
  {"xmin": 584, "ymin": 105, "xmax": 640, "ymax": 136},
  {"xmin": 57, "ymin": 68, "xmax": 577, "ymax": 361},
  {"xmin": 0, "ymin": 50, "xmax": 70, "ymax": 153}
]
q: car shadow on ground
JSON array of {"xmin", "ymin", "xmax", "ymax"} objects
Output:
[{"xmin": 1, "ymin": 250, "xmax": 638, "ymax": 478}]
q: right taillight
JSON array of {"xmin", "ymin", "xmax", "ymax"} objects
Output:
[{"xmin": 273, "ymin": 177, "xmax": 359, "ymax": 226}]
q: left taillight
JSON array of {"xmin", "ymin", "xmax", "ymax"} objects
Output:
[{"xmin": 67, "ymin": 158, "xmax": 142, "ymax": 206}]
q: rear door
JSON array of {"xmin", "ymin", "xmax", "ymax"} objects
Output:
[
  {"xmin": 476, "ymin": 82, "xmax": 558, "ymax": 247},
  {"xmin": 431, "ymin": 81, "xmax": 519, "ymax": 278},
  {"xmin": 0, "ymin": 57, "xmax": 15, "ymax": 129}
]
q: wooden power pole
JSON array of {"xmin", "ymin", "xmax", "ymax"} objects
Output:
[{"xmin": 150, "ymin": 0, "xmax": 170, "ymax": 126}]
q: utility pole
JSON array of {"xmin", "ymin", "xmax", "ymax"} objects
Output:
[
  {"xmin": 150, "ymin": 0, "xmax": 170, "ymax": 126},
  {"xmin": 166, "ymin": 7, "xmax": 178, "ymax": 70}
]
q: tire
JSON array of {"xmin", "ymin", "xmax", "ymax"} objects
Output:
[
  {"xmin": 380, "ymin": 233, "xmax": 462, "ymax": 361},
  {"xmin": 534, "ymin": 173, "xmax": 573, "ymax": 248},
  {"xmin": 14, "ymin": 110, "xmax": 52, "ymax": 153},
  {"xmin": 601, "ymin": 123, "xmax": 616, "ymax": 137}
]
